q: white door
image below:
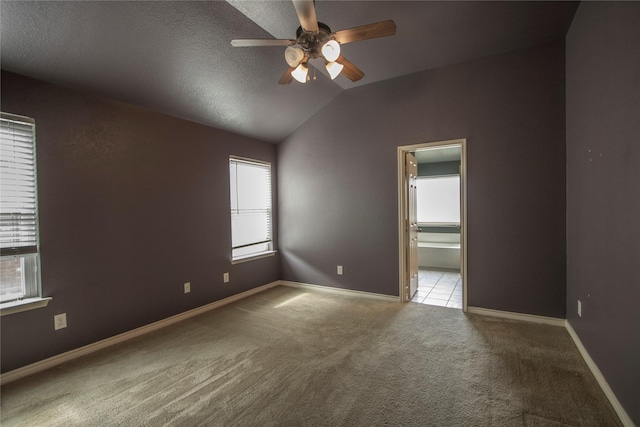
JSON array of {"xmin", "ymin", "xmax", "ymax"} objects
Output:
[
  {"xmin": 406, "ymin": 153, "xmax": 419, "ymax": 301},
  {"xmin": 459, "ymin": 164, "xmax": 464, "ymax": 279}
]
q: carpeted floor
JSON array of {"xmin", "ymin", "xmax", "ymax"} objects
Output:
[{"xmin": 1, "ymin": 286, "xmax": 621, "ymax": 426}]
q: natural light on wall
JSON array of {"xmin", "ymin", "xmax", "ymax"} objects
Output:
[
  {"xmin": 229, "ymin": 157, "xmax": 273, "ymax": 261},
  {"xmin": 416, "ymin": 176, "xmax": 460, "ymax": 224}
]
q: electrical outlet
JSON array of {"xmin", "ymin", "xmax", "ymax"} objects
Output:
[
  {"xmin": 54, "ymin": 313, "xmax": 67, "ymax": 330},
  {"xmin": 577, "ymin": 300, "xmax": 581, "ymax": 317},
  {"xmin": 184, "ymin": 282, "xmax": 191, "ymax": 293},
  {"xmin": 223, "ymin": 272, "xmax": 229, "ymax": 283},
  {"xmin": 337, "ymin": 265, "xmax": 343, "ymax": 275}
]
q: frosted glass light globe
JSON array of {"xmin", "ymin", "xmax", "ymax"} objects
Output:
[
  {"xmin": 321, "ymin": 40, "xmax": 341, "ymax": 62},
  {"xmin": 284, "ymin": 47, "xmax": 304, "ymax": 67},
  {"xmin": 325, "ymin": 61, "xmax": 344, "ymax": 80},
  {"xmin": 291, "ymin": 63, "xmax": 308, "ymax": 83}
]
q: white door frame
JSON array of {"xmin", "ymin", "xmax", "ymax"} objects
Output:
[{"xmin": 397, "ymin": 138, "xmax": 468, "ymax": 311}]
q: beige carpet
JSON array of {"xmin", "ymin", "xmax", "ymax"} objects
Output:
[{"xmin": 1, "ymin": 286, "xmax": 620, "ymax": 426}]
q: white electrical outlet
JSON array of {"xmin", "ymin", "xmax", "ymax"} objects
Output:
[
  {"xmin": 337, "ymin": 265, "xmax": 343, "ymax": 275},
  {"xmin": 577, "ymin": 300, "xmax": 582, "ymax": 317},
  {"xmin": 223, "ymin": 272, "xmax": 229, "ymax": 283},
  {"xmin": 54, "ymin": 313, "xmax": 67, "ymax": 330},
  {"xmin": 184, "ymin": 282, "xmax": 191, "ymax": 293}
]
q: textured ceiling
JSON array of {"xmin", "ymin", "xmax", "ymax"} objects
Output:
[{"xmin": 1, "ymin": 1, "xmax": 578, "ymax": 143}]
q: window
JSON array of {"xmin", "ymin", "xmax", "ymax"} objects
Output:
[
  {"xmin": 1, "ymin": 112, "xmax": 42, "ymax": 304},
  {"xmin": 229, "ymin": 157, "xmax": 273, "ymax": 261},
  {"xmin": 416, "ymin": 175, "xmax": 460, "ymax": 224}
]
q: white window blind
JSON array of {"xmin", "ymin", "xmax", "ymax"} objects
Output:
[
  {"xmin": 1, "ymin": 114, "xmax": 38, "ymax": 256},
  {"xmin": 229, "ymin": 157, "xmax": 272, "ymax": 259},
  {"xmin": 1, "ymin": 112, "xmax": 41, "ymax": 303}
]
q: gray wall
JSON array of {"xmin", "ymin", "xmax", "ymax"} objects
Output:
[
  {"xmin": 278, "ymin": 40, "xmax": 567, "ymax": 317},
  {"xmin": 0, "ymin": 71, "xmax": 280, "ymax": 373},
  {"xmin": 566, "ymin": 3, "xmax": 640, "ymax": 424}
]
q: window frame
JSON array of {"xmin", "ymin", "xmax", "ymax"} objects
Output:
[
  {"xmin": 0, "ymin": 112, "xmax": 50, "ymax": 315},
  {"xmin": 229, "ymin": 156, "xmax": 276, "ymax": 264}
]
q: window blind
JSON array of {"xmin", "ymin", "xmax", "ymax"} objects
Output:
[
  {"xmin": 0, "ymin": 113, "xmax": 39, "ymax": 256},
  {"xmin": 229, "ymin": 157, "xmax": 272, "ymax": 258}
]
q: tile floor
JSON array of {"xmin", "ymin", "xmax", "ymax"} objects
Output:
[{"xmin": 411, "ymin": 268, "xmax": 462, "ymax": 309}]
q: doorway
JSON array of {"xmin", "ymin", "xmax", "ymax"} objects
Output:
[{"xmin": 397, "ymin": 139, "xmax": 467, "ymax": 311}]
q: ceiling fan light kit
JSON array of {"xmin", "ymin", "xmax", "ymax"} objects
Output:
[
  {"xmin": 325, "ymin": 61, "xmax": 344, "ymax": 80},
  {"xmin": 321, "ymin": 39, "xmax": 340, "ymax": 62},
  {"xmin": 291, "ymin": 62, "xmax": 309, "ymax": 83},
  {"xmin": 231, "ymin": 0, "xmax": 396, "ymax": 85},
  {"xmin": 284, "ymin": 46, "xmax": 305, "ymax": 67}
]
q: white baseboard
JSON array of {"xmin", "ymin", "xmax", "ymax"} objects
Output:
[
  {"xmin": 466, "ymin": 306, "xmax": 566, "ymax": 327},
  {"xmin": 0, "ymin": 281, "xmax": 280, "ymax": 386},
  {"xmin": 468, "ymin": 306, "xmax": 633, "ymax": 426},
  {"xmin": 279, "ymin": 280, "xmax": 400, "ymax": 302},
  {"xmin": 565, "ymin": 321, "xmax": 634, "ymax": 427}
]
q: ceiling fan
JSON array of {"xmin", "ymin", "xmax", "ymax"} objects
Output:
[{"xmin": 231, "ymin": 0, "xmax": 396, "ymax": 84}]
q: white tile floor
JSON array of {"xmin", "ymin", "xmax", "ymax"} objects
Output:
[{"xmin": 411, "ymin": 268, "xmax": 462, "ymax": 309}]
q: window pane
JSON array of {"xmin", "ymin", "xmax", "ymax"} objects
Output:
[
  {"xmin": 231, "ymin": 212, "xmax": 269, "ymax": 248},
  {"xmin": 0, "ymin": 256, "xmax": 25, "ymax": 301},
  {"xmin": 236, "ymin": 163, "xmax": 270, "ymax": 211},
  {"xmin": 0, "ymin": 254, "xmax": 38, "ymax": 303},
  {"xmin": 417, "ymin": 176, "xmax": 460, "ymax": 223}
]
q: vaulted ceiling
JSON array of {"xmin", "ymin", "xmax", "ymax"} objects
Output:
[{"xmin": 1, "ymin": 1, "xmax": 578, "ymax": 143}]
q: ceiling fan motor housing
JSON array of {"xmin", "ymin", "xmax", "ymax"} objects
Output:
[{"xmin": 296, "ymin": 22, "xmax": 333, "ymax": 59}]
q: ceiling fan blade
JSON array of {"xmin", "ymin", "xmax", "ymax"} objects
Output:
[
  {"xmin": 336, "ymin": 55, "xmax": 364, "ymax": 82},
  {"xmin": 278, "ymin": 66, "xmax": 296, "ymax": 85},
  {"xmin": 292, "ymin": 0, "xmax": 319, "ymax": 33},
  {"xmin": 333, "ymin": 20, "xmax": 396, "ymax": 45},
  {"xmin": 231, "ymin": 39, "xmax": 297, "ymax": 47}
]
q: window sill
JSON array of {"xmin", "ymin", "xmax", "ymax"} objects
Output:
[
  {"xmin": 1, "ymin": 297, "xmax": 52, "ymax": 317},
  {"xmin": 231, "ymin": 251, "xmax": 277, "ymax": 265}
]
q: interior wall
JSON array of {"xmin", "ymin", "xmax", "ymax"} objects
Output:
[
  {"xmin": 565, "ymin": 2, "xmax": 640, "ymax": 423},
  {"xmin": 278, "ymin": 40, "xmax": 566, "ymax": 317},
  {"xmin": 0, "ymin": 71, "xmax": 280, "ymax": 373}
]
